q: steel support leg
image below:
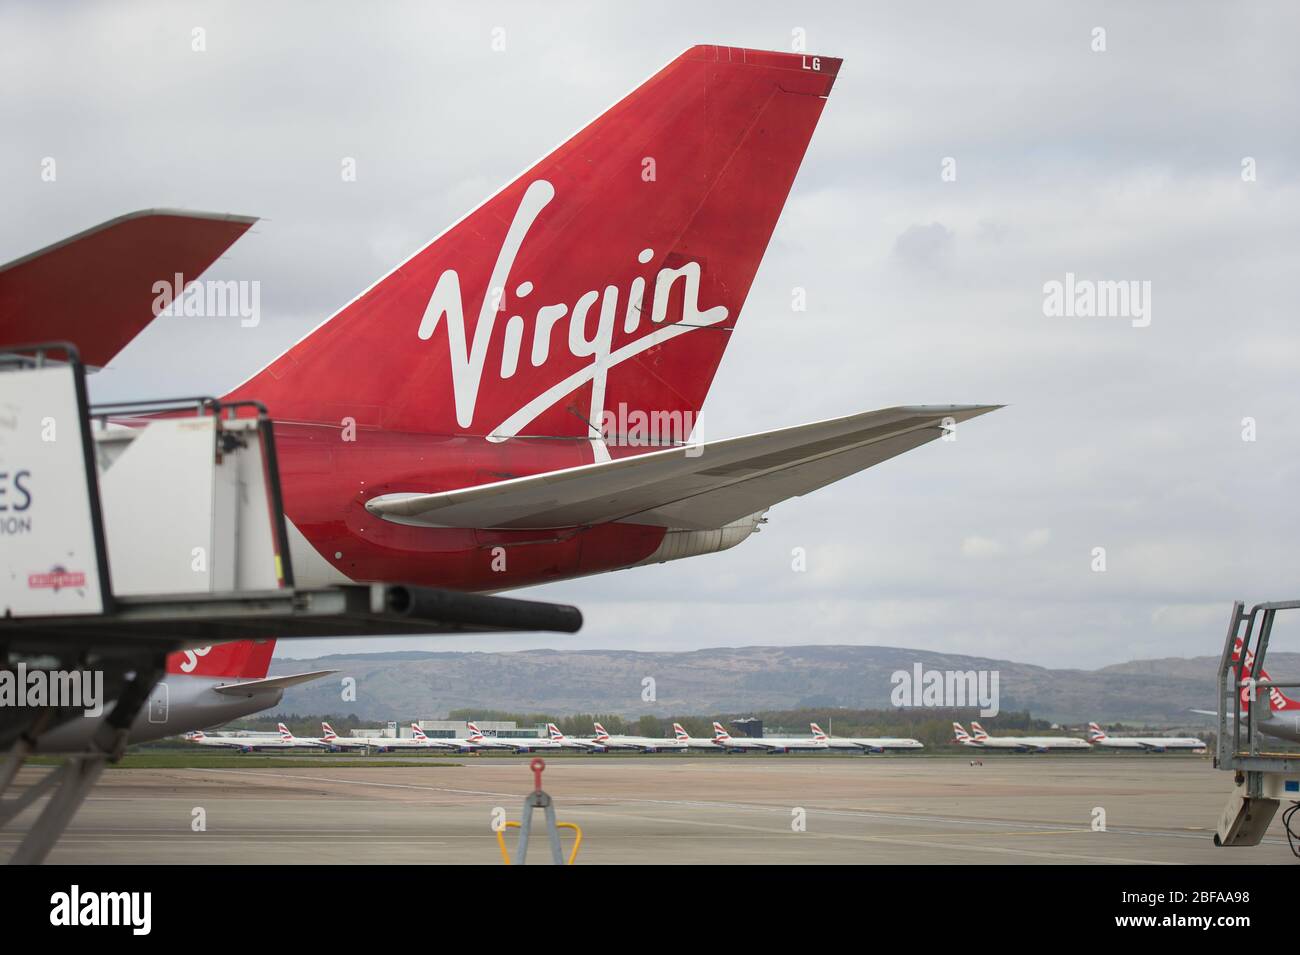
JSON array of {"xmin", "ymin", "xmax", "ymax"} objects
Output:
[
  {"xmin": 511, "ymin": 790, "xmax": 566, "ymax": 865},
  {"xmin": 5, "ymin": 658, "xmax": 162, "ymax": 864}
]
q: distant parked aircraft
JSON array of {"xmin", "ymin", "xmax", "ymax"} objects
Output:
[
  {"xmin": 459, "ymin": 721, "xmax": 560, "ymax": 752},
  {"xmin": 711, "ymin": 721, "xmax": 826, "ymax": 752},
  {"xmin": 592, "ymin": 722, "xmax": 687, "ymax": 752},
  {"xmin": 186, "ymin": 722, "xmax": 324, "ymax": 752},
  {"xmin": 545, "ymin": 723, "xmax": 607, "ymax": 752},
  {"xmin": 1086, "ymin": 723, "xmax": 1205, "ymax": 752},
  {"xmin": 953, "ymin": 721, "xmax": 1089, "ymax": 751},
  {"xmin": 320, "ymin": 722, "xmax": 371, "ymax": 751},
  {"xmin": 673, "ymin": 723, "xmax": 721, "ymax": 750},
  {"xmin": 810, "ymin": 722, "xmax": 924, "ymax": 753},
  {"xmin": 969, "ymin": 721, "xmax": 1090, "ymax": 751},
  {"xmin": 317, "ymin": 722, "xmax": 450, "ymax": 752}
]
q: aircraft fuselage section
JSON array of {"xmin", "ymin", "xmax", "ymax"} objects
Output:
[{"xmin": 274, "ymin": 423, "xmax": 668, "ymax": 590}]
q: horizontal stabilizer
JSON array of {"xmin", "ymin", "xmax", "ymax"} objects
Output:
[
  {"xmin": 0, "ymin": 209, "xmax": 256, "ymax": 366},
  {"xmin": 366, "ymin": 405, "xmax": 999, "ymax": 530},
  {"xmin": 211, "ymin": 669, "xmax": 338, "ymax": 696}
]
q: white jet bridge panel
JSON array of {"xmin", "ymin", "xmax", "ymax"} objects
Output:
[{"xmin": 0, "ymin": 360, "xmax": 109, "ymax": 617}]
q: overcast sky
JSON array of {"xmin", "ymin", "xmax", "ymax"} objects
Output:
[{"xmin": 5, "ymin": 2, "xmax": 1299, "ymax": 667}]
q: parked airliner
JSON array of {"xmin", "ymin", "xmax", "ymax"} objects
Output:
[
  {"xmin": 810, "ymin": 723, "xmax": 924, "ymax": 752},
  {"xmin": 545, "ymin": 723, "xmax": 607, "ymax": 752},
  {"xmin": 593, "ymin": 721, "xmax": 687, "ymax": 752},
  {"xmin": 673, "ymin": 723, "xmax": 721, "ymax": 750},
  {"xmin": 186, "ymin": 722, "xmax": 323, "ymax": 752},
  {"xmin": 454, "ymin": 721, "xmax": 560, "ymax": 752},
  {"xmin": 969, "ymin": 721, "xmax": 1090, "ymax": 751},
  {"xmin": 1086, "ymin": 723, "xmax": 1206, "ymax": 752},
  {"xmin": 953, "ymin": 722, "xmax": 1090, "ymax": 751},
  {"xmin": 711, "ymin": 721, "xmax": 827, "ymax": 752}
]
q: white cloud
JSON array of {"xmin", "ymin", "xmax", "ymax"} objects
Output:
[{"xmin": 962, "ymin": 536, "xmax": 1004, "ymax": 559}]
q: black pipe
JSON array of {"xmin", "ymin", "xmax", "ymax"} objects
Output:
[{"xmin": 384, "ymin": 586, "xmax": 583, "ymax": 634}]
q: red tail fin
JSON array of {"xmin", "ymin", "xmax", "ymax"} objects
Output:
[
  {"xmin": 1258, "ymin": 666, "xmax": 1300, "ymax": 712},
  {"xmin": 226, "ymin": 46, "xmax": 840, "ymax": 442},
  {"xmin": 1231, "ymin": 640, "xmax": 1298, "ymax": 712},
  {"xmin": 166, "ymin": 640, "xmax": 276, "ymax": 678},
  {"xmin": 0, "ymin": 210, "xmax": 255, "ymax": 368}
]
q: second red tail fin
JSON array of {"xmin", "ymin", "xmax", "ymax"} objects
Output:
[{"xmin": 166, "ymin": 640, "xmax": 276, "ymax": 679}]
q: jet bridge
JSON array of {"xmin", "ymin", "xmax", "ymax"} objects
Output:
[
  {"xmin": 0, "ymin": 342, "xmax": 583, "ymax": 863},
  {"xmin": 1212, "ymin": 600, "xmax": 1300, "ymax": 854}
]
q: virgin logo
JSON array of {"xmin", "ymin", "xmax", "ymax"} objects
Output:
[{"xmin": 416, "ymin": 179, "xmax": 727, "ymax": 444}]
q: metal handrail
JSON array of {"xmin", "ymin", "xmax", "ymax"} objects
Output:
[
  {"xmin": 0, "ymin": 340, "xmax": 81, "ymax": 368},
  {"xmin": 1217, "ymin": 599, "xmax": 1300, "ymax": 771}
]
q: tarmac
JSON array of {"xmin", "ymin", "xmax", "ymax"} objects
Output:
[{"xmin": 6, "ymin": 754, "xmax": 1296, "ymax": 865}]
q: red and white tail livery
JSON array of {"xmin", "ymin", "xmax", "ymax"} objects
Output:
[
  {"xmin": 711, "ymin": 721, "xmax": 762, "ymax": 750},
  {"xmin": 1228, "ymin": 637, "xmax": 1300, "ymax": 744},
  {"xmin": 673, "ymin": 723, "xmax": 720, "ymax": 750}
]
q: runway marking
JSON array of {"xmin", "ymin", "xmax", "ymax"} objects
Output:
[
  {"xmin": 7, "ymin": 839, "xmax": 450, "ymax": 849},
  {"xmin": 563, "ymin": 796, "xmax": 1285, "ymax": 846},
  {"xmin": 577, "ymin": 808, "xmax": 1179, "ymax": 865},
  {"xmin": 36, "ymin": 827, "xmax": 376, "ymax": 834},
  {"xmin": 211, "ymin": 768, "xmax": 521, "ymax": 798}
]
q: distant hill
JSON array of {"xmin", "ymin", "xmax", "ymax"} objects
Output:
[{"xmin": 267, "ymin": 645, "xmax": 1300, "ymax": 725}]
